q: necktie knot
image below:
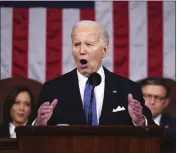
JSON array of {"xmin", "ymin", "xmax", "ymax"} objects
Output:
[{"xmin": 85, "ymin": 80, "xmax": 92, "ymax": 90}]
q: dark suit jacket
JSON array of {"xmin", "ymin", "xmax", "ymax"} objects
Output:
[
  {"xmin": 0, "ymin": 122, "xmax": 10, "ymax": 137},
  {"xmin": 161, "ymin": 114, "xmax": 176, "ymax": 137},
  {"xmin": 160, "ymin": 114, "xmax": 176, "ymax": 142},
  {"xmin": 0, "ymin": 120, "xmax": 34, "ymax": 138},
  {"xmin": 38, "ymin": 67, "xmax": 155, "ymax": 125},
  {"xmin": 159, "ymin": 114, "xmax": 176, "ymax": 152}
]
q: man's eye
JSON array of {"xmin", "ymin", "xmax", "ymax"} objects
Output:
[
  {"xmin": 74, "ymin": 43, "xmax": 80, "ymax": 47},
  {"xmin": 86, "ymin": 43, "xmax": 93, "ymax": 46}
]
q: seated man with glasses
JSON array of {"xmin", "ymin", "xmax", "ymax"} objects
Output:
[{"xmin": 138, "ymin": 77, "xmax": 176, "ymax": 152}]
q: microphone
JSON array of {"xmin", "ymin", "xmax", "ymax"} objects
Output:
[{"xmin": 87, "ymin": 72, "xmax": 101, "ymax": 125}]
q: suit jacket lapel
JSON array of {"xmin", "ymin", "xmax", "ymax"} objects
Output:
[
  {"xmin": 160, "ymin": 114, "xmax": 169, "ymax": 127},
  {"xmin": 99, "ymin": 67, "xmax": 124, "ymax": 124}
]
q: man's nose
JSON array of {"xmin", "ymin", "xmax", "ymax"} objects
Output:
[
  {"xmin": 149, "ymin": 97, "xmax": 156, "ymax": 105},
  {"xmin": 79, "ymin": 44, "xmax": 86, "ymax": 55}
]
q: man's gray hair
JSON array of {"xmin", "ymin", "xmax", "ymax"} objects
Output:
[{"xmin": 71, "ymin": 20, "xmax": 109, "ymax": 44}]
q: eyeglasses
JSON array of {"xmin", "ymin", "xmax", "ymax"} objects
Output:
[{"xmin": 143, "ymin": 94, "xmax": 166, "ymax": 102}]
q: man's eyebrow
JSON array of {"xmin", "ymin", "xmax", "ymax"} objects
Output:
[
  {"xmin": 72, "ymin": 40, "xmax": 81, "ymax": 43},
  {"xmin": 85, "ymin": 41, "xmax": 95, "ymax": 43}
]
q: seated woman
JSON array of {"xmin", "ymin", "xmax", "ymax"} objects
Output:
[{"xmin": 0, "ymin": 86, "xmax": 36, "ymax": 138}]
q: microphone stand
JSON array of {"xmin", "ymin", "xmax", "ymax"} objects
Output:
[{"xmin": 88, "ymin": 86, "xmax": 95, "ymax": 125}]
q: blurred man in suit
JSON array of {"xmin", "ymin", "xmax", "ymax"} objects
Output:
[
  {"xmin": 139, "ymin": 77, "xmax": 176, "ymax": 151},
  {"xmin": 34, "ymin": 20, "xmax": 155, "ymax": 127}
]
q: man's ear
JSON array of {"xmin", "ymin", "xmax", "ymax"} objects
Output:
[
  {"xmin": 102, "ymin": 43, "xmax": 108, "ymax": 58},
  {"xmin": 164, "ymin": 98, "xmax": 170, "ymax": 108}
]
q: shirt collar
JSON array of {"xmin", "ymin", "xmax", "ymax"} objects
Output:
[
  {"xmin": 9, "ymin": 121, "xmax": 28, "ymax": 135},
  {"xmin": 153, "ymin": 114, "xmax": 162, "ymax": 126},
  {"xmin": 9, "ymin": 122, "xmax": 16, "ymax": 136},
  {"xmin": 77, "ymin": 66, "xmax": 105, "ymax": 88}
]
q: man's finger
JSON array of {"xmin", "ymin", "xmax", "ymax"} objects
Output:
[
  {"xmin": 39, "ymin": 109, "xmax": 52, "ymax": 115},
  {"xmin": 133, "ymin": 107, "xmax": 141, "ymax": 112},
  {"xmin": 39, "ymin": 105, "xmax": 53, "ymax": 110},
  {"xmin": 51, "ymin": 99, "xmax": 58, "ymax": 108},
  {"xmin": 130, "ymin": 101, "xmax": 140, "ymax": 107},
  {"xmin": 133, "ymin": 111, "xmax": 142, "ymax": 117},
  {"xmin": 41, "ymin": 102, "xmax": 50, "ymax": 106},
  {"xmin": 134, "ymin": 103, "xmax": 141, "ymax": 108},
  {"xmin": 128, "ymin": 93, "xmax": 133, "ymax": 102},
  {"xmin": 129, "ymin": 98, "xmax": 140, "ymax": 105},
  {"xmin": 40, "ymin": 114, "xmax": 50, "ymax": 119}
]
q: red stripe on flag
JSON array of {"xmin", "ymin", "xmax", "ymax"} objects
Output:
[
  {"xmin": 12, "ymin": 8, "xmax": 29, "ymax": 78},
  {"xmin": 113, "ymin": 2, "xmax": 129, "ymax": 78},
  {"xmin": 148, "ymin": 1, "xmax": 163, "ymax": 77},
  {"xmin": 46, "ymin": 9, "xmax": 62, "ymax": 81},
  {"xmin": 80, "ymin": 9, "xmax": 95, "ymax": 20}
]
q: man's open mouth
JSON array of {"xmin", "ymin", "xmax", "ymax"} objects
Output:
[{"xmin": 80, "ymin": 59, "xmax": 88, "ymax": 68}]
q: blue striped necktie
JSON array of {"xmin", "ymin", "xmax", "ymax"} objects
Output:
[{"xmin": 84, "ymin": 81, "xmax": 98, "ymax": 125}]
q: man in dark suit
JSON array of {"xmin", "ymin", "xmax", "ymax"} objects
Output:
[
  {"xmin": 139, "ymin": 77, "xmax": 176, "ymax": 151},
  {"xmin": 35, "ymin": 20, "xmax": 155, "ymax": 126}
]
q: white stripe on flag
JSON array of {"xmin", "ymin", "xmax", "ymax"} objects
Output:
[
  {"xmin": 129, "ymin": 2, "xmax": 148, "ymax": 81},
  {"xmin": 163, "ymin": 1, "xmax": 175, "ymax": 80},
  {"xmin": 95, "ymin": 1, "xmax": 113, "ymax": 72},
  {"xmin": 62, "ymin": 9, "xmax": 80, "ymax": 74},
  {"xmin": 28, "ymin": 8, "xmax": 46, "ymax": 83},
  {"xmin": 1, "ymin": 8, "xmax": 13, "ymax": 79}
]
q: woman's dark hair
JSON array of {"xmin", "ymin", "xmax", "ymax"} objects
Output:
[{"xmin": 2, "ymin": 86, "xmax": 36, "ymax": 124}]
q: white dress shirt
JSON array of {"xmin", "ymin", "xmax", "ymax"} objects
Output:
[
  {"xmin": 77, "ymin": 66, "xmax": 105, "ymax": 124},
  {"xmin": 153, "ymin": 114, "xmax": 162, "ymax": 126},
  {"xmin": 9, "ymin": 122, "xmax": 16, "ymax": 138},
  {"xmin": 9, "ymin": 122, "xmax": 27, "ymax": 138}
]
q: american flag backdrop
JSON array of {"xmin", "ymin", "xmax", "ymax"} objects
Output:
[{"xmin": 0, "ymin": 1, "xmax": 175, "ymax": 84}]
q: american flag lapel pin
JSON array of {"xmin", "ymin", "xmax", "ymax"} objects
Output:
[{"xmin": 112, "ymin": 90, "xmax": 117, "ymax": 93}]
